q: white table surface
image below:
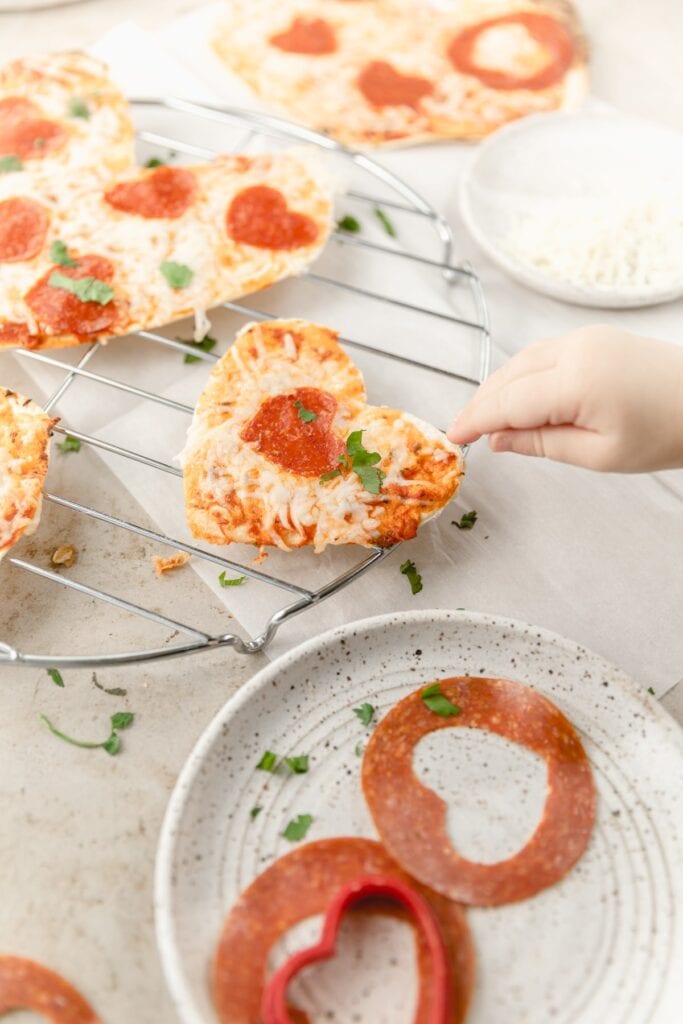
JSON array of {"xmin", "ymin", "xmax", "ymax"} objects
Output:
[{"xmin": 0, "ymin": 3, "xmax": 681, "ymax": 1023}]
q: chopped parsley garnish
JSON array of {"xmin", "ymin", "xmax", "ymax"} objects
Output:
[
  {"xmin": 250, "ymin": 806, "xmax": 263, "ymax": 820},
  {"xmin": 40, "ymin": 709, "xmax": 134, "ymax": 756},
  {"xmin": 50, "ymin": 240, "xmax": 77, "ymax": 267},
  {"xmin": 374, "ymin": 206, "xmax": 396, "ymax": 237},
  {"xmin": 294, "ymin": 400, "xmax": 317, "ymax": 423},
  {"xmin": 400, "ymin": 559, "xmax": 423, "ymax": 595},
  {"xmin": 57, "ymin": 435, "xmax": 81, "ymax": 454},
  {"xmin": 353, "ymin": 703, "xmax": 375, "ymax": 727},
  {"xmin": 160, "ymin": 261, "xmax": 193, "ymax": 289},
  {"xmin": 179, "ymin": 333, "xmax": 217, "ymax": 364},
  {"xmin": 320, "ymin": 430, "xmax": 385, "ymax": 494},
  {"xmin": 218, "ymin": 570, "xmax": 245, "ymax": 587},
  {"xmin": 257, "ymin": 750, "xmax": 279, "ymax": 772},
  {"xmin": 47, "ymin": 668, "xmax": 64, "ymax": 688},
  {"xmin": 48, "ymin": 272, "xmax": 114, "ymax": 304},
  {"xmin": 0, "ymin": 155, "xmax": 23, "ymax": 173},
  {"xmin": 647, "ymin": 686, "xmax": 655, "ymax": 695},
  {"xmin": 354, "ymin": 742, "xmax": 363, "ymax": 757},
  {"xmin": 421, "ymin": 682, "xmax": 461, "ymax": 718},
  {"xmin": 145, "ymin": 157, "xmax": 165, "ymax": 168},
  {"xmin": 284, "ymin": 754, "xmax": 309, "ymax": 774},
  {"xmin": 337, "ymin": 215, "xmax": 361, "ymax": 233},
  {"xmin": 92, "ymin": 672, "xmax": 127, "ymax": 697},
  {"xmin": 453, "ymin": 510, "xmax": 478, "ymax": 530},
  {"xmin": 282, "ymin": 814, "xmax": 313, "ymax": 842},
  {"xmin": 68, "ymin": 97, "xmax": 90, "ymax": 119}
]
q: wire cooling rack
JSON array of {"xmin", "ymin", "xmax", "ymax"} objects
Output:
[{"xmin": 0, "ymin": 99, "xmax": 491, "ymax": 669}]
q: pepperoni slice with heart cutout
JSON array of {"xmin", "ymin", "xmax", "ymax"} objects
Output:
[
  {"xmin": 357, "ymin": 61, "xmax": 434, "ymax": 109},
  {"xmin": 0, "ymin": 955, "xmax": 100, "ymax": 1023},
  {"xmin": 447, "ymin": 13, "xmax": 575, "ymax": 91},
  {"xmin": 363, "ymin": 677, "xmax": 596, "ymax": 906},
  {"xmin": 26, "ymin": 253, "xmax": 117, "ymax": 338},
  {"xmin": 213, "ymin": 837, "xmax": 475, "ymax": 1024},
  {"xmin": 270, "ymin": 17, "xmax": 337, "ymax": 55},
  {"xmin": 0, "ymin": 197, "xmax": 49, "ymax": 262},
  {"xmin": 226, "ymin": 185, "xmax": 319, "ymax": 250},
  {"xmin": 241, "ymin": 386, "xmax": 345, "ymax": 476},
  {"xmin": 104, "ymin": 166, "xmax": 197, "ymax": 219},
  {"xmin": 0, "ymin": 96, "xmax": 67, "ymax": 160}
]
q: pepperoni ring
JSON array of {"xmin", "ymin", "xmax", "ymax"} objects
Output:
[
  {"xmin": 357, "ymin": 61, "xmax": 434, "ymax": 110},
  {"xmin": 447, "ymin": 13, "xmax": 575, "ymax": 91},
  {"xmin": 227, "ymin": 185, "xmax": 319, "ymax": 251},
  {"xmin": 270, "ymin": 17, "xmax": 337, "ymax": 55},
  {"xmin": 213, "ymin": 837, "xmax": 475, "ymax": 1024},
  {"xmin": 0, "ymin": 197, "xmax": 49, "ymax": 263},
  {"xmin": 25, "ymin": 253, "xmax": 117, "ymax": 338},
  {"xmin": 0, "ymin": 955, "xmax": 99, "ymax": 1023},
  {"xmin": 104, "ymin": 166, "xmax": 197, "ymax": 220},
  {"xmin": 241, "ymin": 387, "xmax": 345, "ymax": 476},
  {"xmin": 362, "ymin": 677, "xmax": 596, "ymax": 906},
  {"xmin": 0, "ymin": 96, "xmax": 67, "ymax": 160}
]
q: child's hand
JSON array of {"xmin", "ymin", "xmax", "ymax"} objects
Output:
[{"xmin": 447, "ymin": 326, "xmax": 683, "ymax": 472}]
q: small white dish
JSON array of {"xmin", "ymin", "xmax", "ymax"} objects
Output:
[{"xmin": 459, "ymin": 111, "xmax": 683, "ymax": 308}]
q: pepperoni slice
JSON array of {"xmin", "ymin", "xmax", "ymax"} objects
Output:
[
  {"xmin": 0, "ymin": 955, "xmax": 99, "ymax": 1023},
  {"xmin": 26, "ymin": 254, "xmax": 117, "ymax": 337},
  {"xmin": 0, "ymin": 96, "xmax": 67, "ymax": 160},
  {"xmin": 363, "ymin": 677, "xmax": 596, "ymax": 906},
  {"xmin": 357, "ymin": 61, "xmax": 434, "ymax": 109},
  {"xmin": 226, "ymin": 186, "xmax": 319, "ymax": 250},
  {"xmin": 0, "ymin": 321, "xmax": 32, "ymax": 348},
  {"xmin": 447, "ymin": 13, "xmax": 574, "ymax": 91},
  {"xmin": 241, "ymin": 386, "xmax": 344, "ymax": 476},
  {"xmin": 213, "ymin": 837, "xmax": 475, "ymax": 1024},
  {"xmin": 104, "ymin": 166, "xmax": 197, "ymax": 220},
  {"xmin": 270, "ymin": 17, "xmax": 337, "ymax": 55},
  {"xmin": 0, "ymin": 197, "xmax": 49, "ymax": 262}
]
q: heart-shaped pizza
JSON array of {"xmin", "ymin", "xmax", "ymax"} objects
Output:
[
  {"xmin": 0, "ymin": 52, "xmax": 332, "ymax": 351},
  {"xmin": 182, "ymin": 319, "xmax": 464, "ymax": 552},
  {"xmin": 0, "ymin": 387, "xmax": 55, "ymax": 562},
  {"xmin": 213, "ymin": 0, "xmax": 587, "ymax": 147}
]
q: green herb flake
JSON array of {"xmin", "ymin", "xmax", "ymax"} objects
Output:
[
  {"xmin": 647, "ymin": 686, "xmax": 655, "ymax": 696},
  {"xmin": 180, "ymin": 333, "xmax": 217, "ymax": 364},
  {"xmin": 374, "ymin": 207, "xmax": 396, "ymax": 238},
  {"xmin": 160, "ymin": 261, "xmax": 193, "ymax": 289},
  {"xmin": 40, "ymin": 708, "xmax": 134, "ymax": 755},
  {"xmin": 320, "ymin": 430, "xmax": 386, "ymax": 493},
  {"xmin": 250, "ymin": 805, "xmax": 263, "ymax": 820},
  {"xmin": 145, "ymin": 157, "xmax": 165, "ymax": 168},
  {"xmin": 284, "ymin": 754, "xmax": 309, "ymax": 774},
  {"xmin": 336, "ymin": 215, "xmax": 361, "ymax": 234},
  {"xmin": 102, "ymin": 733, "xmax": 121, "ymax": 756},
  {"xmin": 282, "ymin": 813, "xmax": 313, "ymax": 842},
  {"xmin": 48, "ymin": 272, "xmax": 114, "ymax": 305},
  {"xmin": 319, "ymin": 467, "xmax": 343, "ymax": 484},
  {"xmin": 294, "ymin": 400, "xmax": 318, "ymax": 423},
  {"xmin": 400, "ymin": 559, "xmax": 423, "ymax": 595},
  {"xmin": 421, "ymin": 682, "xmax": 461, "ymax": 718},
  {"xmin": 57, "ymin": 435, "xmax": 81, "ymax": 454},
  {"xmin": 218, "ymin": 570, "xmax": 245, "ymax": 587},
  {"xmin": 354, "ymin": 742, "xmax": 363, "ymax": 757},
  {"xmin": 68, "ymin": 97, "xmax": 90, "ymax": 120},
  {"xmin": 49, "ymin": 240, "xmax": 77, "ymax": 267},
  {"xmin": 353, "ymin": 703, "xmax": 375, "ymax": 727},
  {"xmin": 110, "ymin": 711, "xmax": 134, "ymax": 730},
  {"xmin": 257, "ymin": 750, "xmax": 279, "ymax": 772},
  {"xmin": 453, "ymin": 510, "xmax": 478, "ymax": 530},
  {"xmin": 47, "ymin": 668, "xmax": 64, "ymax": 688},
  {"xmin": 92, "ymin": 673, "xmax": 127, "ymax": 697},
  {"xmin": 0, "ymin": 155, "xmax": 23, "ymax": 173}
]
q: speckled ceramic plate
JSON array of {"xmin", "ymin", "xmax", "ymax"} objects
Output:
[{"xmin": 155, "ymin": 610, "xmax": 683, "ymax": 1024}]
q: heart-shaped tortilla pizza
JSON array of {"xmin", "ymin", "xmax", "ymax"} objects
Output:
[
  {"xmin": 0, "ymin": 52, "xmax": 332, "ymax": 351},
  {"xmin": 213, "ymin": 0, "xmax": 587, "ymax": 147},
  {"xmin": 0, "ymin": 387, "xmax": 56, "ymax": 562},
  {"xmin": 181, "ymin": 319, "xmax": 464, "ymax": 552}
]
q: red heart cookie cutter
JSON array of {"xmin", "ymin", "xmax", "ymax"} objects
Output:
[{"xmin": 261, "ymin": 874, "xmax": 452, "ymax": 1024}]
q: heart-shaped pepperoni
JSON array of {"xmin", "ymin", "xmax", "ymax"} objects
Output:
[
  {"xmin": 104, "ymin": 166, "xmax": 197, "ymax": 219},
  {"xmin": 26, "ymin": 254, "xmax": 117, "ymax": 337},
  {"xmin": 357, "ymin": 61, "xmax": 434, "ymax": 109},
  {"xmin": 270, "ymin": 17, "xmax": 337, "ymax": 55},
  {"xmin": 0, "ymin": 197, "xmax": 49, "ymax": 263},
  {"xmin": 262, "ymin": 875, "xmax": 453, "ymax": 1024},
  {"xmin": 226, "ymin": 185, "xmax": 319, "ymax": 250},
  {"xmin": 241, "ymin": 387, "xmax": 344, "ymax": 476},
  {"xmin": 0, "ymin": 97, "xmax": 66, "ymax": 160}
]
